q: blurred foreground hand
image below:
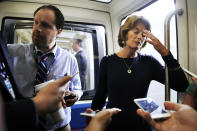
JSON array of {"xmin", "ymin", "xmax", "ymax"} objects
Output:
[
  {"xmin": 33, "ymin": 76, "xmax": 71, "ymax": 114},
  {"xmin": 85, "ymin": 108, "xmax": 121, "ymax": 131},
  {"xmin": 137, "ymin": 101, "xmax": 197, "ymax": 131}
]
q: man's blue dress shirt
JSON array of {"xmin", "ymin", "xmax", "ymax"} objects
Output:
[{"xmin": 8, "ymin": 43, "xmax": 83, "ymax": 130}]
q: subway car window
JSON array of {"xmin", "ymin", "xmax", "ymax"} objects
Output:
[
  {"xmin": 121, "ymin": 0, "xmax": 178, "ymax": 105},
  {"xmin": 1, "ymin": 17, "xmax": 106, "ymax": 100}
]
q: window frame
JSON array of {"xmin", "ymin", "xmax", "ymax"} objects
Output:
[{"xmin": 1, "ymin": 16, "xmax": 107, "ymax": 100}]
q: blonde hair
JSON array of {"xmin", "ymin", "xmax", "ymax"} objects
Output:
[{"xmin": 118, "ymin": 15, "xmax": 151, "ymax": 48}]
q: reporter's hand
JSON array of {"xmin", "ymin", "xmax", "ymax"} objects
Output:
[
  {"xmin": 32, "ymin": 76, "xmax": 71, "ymax": 114},
  {"xmin": 84, "ymin": 108, "xmax": 94, "ymax": 125},
  {"xmin": 85, "ymin": 108, "xmax": 121, "ymax": 131},
  {"xmin": 137, "ymin": 101, "xmax": 197, "ymax": 131}
]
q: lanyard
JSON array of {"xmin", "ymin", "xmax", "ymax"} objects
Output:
[
  {"xmin": 46, "ymin": 47, "xmax": 59, "ymax": 75},
  {"xmin": 33, "ymin": 46, "xmax": 60, "ymax": 77}
]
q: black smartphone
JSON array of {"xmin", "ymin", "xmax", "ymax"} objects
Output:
[{"xmin": 64, "ymin": 94, "xmax": 76, "ymax": 100}]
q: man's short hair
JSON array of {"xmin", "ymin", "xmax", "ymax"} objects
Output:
[
  {"xmin": 75, "ymin": 39, "xmax": 83, "ymax": 47},
  {"xmin": 34, "ymin": 5, "xmax": 64, "ymax": 30}
]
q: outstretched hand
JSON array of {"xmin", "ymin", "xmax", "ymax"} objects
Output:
[
  {"xmin": 33, "ymin": 75, "xmax": 71, "ymax": 114},
  {"xmin": 85, "ymin": 108, "xmax": 121, "ymax": 131},
  {"xmin": 137, "ymin": 101, "xmax": 197, "ymax": 131}
]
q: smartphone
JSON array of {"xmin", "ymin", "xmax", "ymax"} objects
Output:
[
  {"xmin": 182, "ymin": 68, "xmax": 197, "ymax": 78},
  {"xmin": 134, "ymin": 97, "xmax": 171, "ymax": 120},
  {"xmin": 80, "ymin": 110, "xmax": 100, "ymax": 117},
  {"xmin": 64, "ymin": 93, "xmax": 76, "ymax": 100}
]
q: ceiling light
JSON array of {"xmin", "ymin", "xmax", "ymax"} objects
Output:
[{"xmin": 91, "ymin": 0, "xmax": 112, "ymax": 3}]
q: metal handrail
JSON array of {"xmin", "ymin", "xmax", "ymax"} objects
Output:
[{"xmin": 164, "ymin": 9, "xmax": 183, "ymax": 101}]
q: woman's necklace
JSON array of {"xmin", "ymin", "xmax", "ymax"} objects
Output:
[
  {"xmin": 118, "ymin": 50, "xmax": 136, "ymax": 74},
  {"xmin": 123, "ymin": 59, "xmax": 133, "ymax": 74}
]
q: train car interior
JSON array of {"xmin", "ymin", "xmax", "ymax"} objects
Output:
[{"xmin": 0, "ymin": 0, "xmax": 197, "ymax": 130}]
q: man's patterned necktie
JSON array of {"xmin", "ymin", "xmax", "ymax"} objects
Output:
[
  {"xmin": 34, "ymin": 52, "xmax": 53, "ymax": 130},
  {"xmin": 34, "ymin": 53, "xmax": 49, "ymax": 85}
]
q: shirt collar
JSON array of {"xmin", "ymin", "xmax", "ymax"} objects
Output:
[
  {"xmin": 34, "ymin": 44, "xmax": 58, "ymax": 57},
  {"xmin": 76, "ymin": 48, "xmax": 82, "ymax": 54}
]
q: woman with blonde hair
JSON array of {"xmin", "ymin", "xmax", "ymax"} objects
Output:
[{"xmin": 91, "ymin": 15, "xmax": 188, "ymax": 130}]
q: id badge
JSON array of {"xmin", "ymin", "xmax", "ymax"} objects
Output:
[{"xmin": 5, "ymin": 78, "xmax": 16, "ymax": 99}]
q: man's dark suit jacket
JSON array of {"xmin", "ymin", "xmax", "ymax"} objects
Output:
[
  {"xmin": 0, "ymin": 37, "xmax": 39, "ymax": 131},
  {"xmin": 75, "ymin": 50, "xmax": 87, "ymax": 90}
]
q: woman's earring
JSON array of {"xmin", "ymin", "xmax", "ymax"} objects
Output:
[{"xmin": 122, "ymin": 41, "xmax": 125, "ymax": 46}]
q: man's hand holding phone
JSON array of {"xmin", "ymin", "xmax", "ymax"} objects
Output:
[
  {"xmin": 33, "ymin": 75, "xmax": 71, "ymax": 114},
  {"xmin": 134, "ymin": 97, "xmax": 171, "ymax": 120},
  {"xmin": 83, "ymin": 108, "xmax": 121, "ymax": 131},
  {"xmin": 62, "ymin": 72, "xmax": 79, "ymax": 108},
  {"xmin": 137, "ymin": 101, "xmax": 197, "ymax": 131}
]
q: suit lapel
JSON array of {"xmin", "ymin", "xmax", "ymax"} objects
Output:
[{"xmin": 75, "ymin": 50, "xmax": 81, "ymax": 58}]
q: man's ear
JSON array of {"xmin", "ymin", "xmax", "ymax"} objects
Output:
[{"xmin": 56, "ymin": 29, "xmax": 62, "ymax": 37}]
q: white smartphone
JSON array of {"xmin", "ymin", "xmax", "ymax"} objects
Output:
[
  {"xmin": 80, "ymin": 111, "xmax": 99, "ymax": 117},
  {"xmin": 182, "ymin": 68, "xmax": 197, "ymax": 78},
  {"xmin": 134, "ymin": 97, "xmax": 171, "ymax": 120}
]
